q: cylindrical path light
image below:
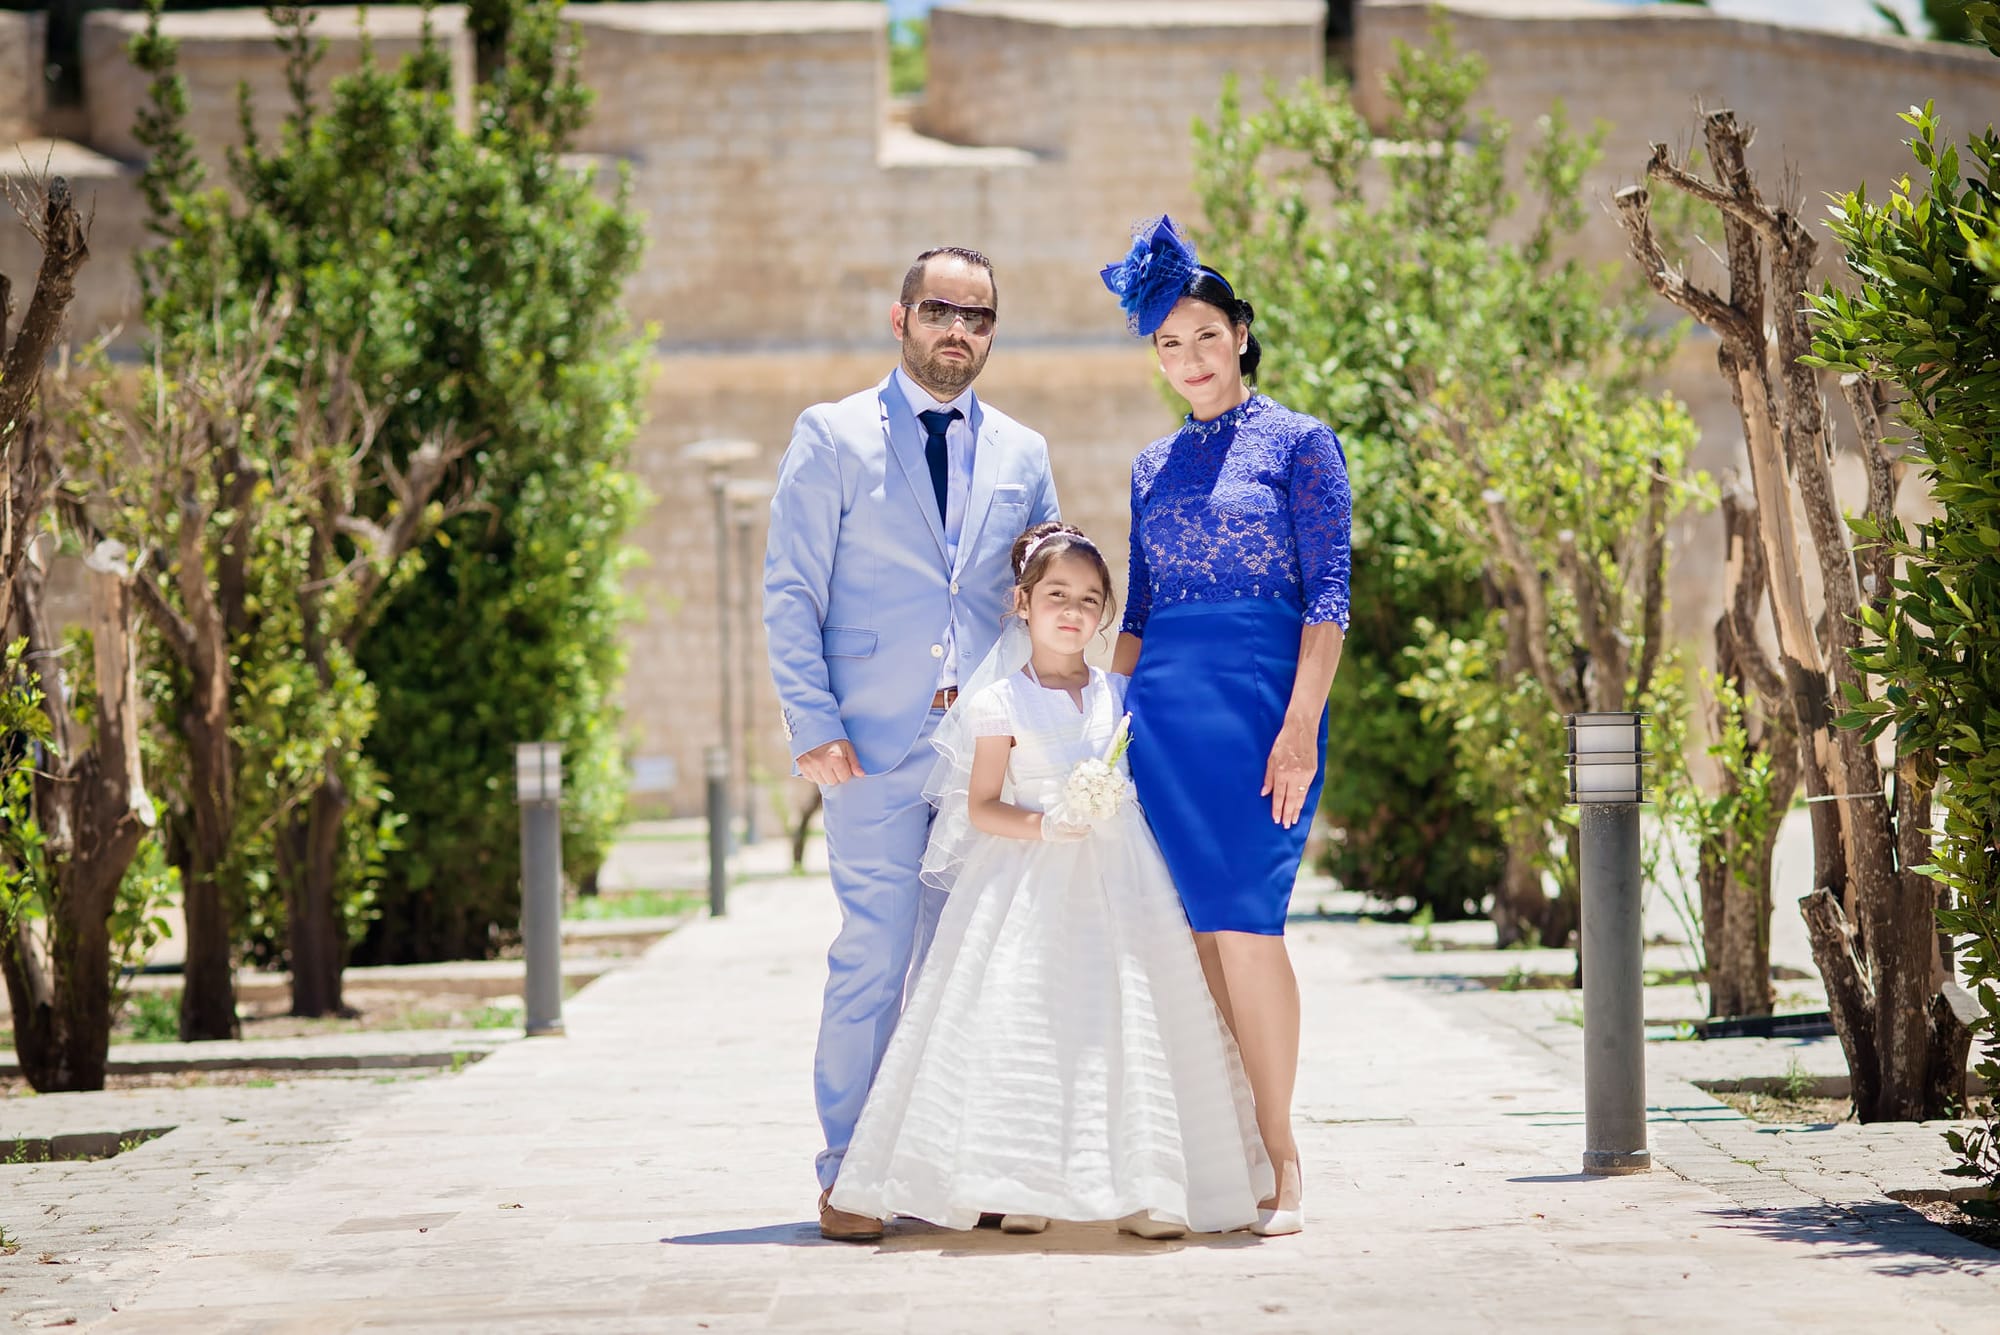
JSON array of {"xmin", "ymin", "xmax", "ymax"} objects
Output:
[
  {"xmin": 1566, "ymin": 710, "xmax": 1650, "ymax": 1175},
  {"xmin": 682, "ymin": 437, "xmax": 761, "ymax": 857},
  {"xmin": 726, "ymin": 476, "xmax": 776, "ymax": 847},
  {"xmin": 705, "ymin": 743, "xmax": 730, "ymax": 918},
  {"xmin": 515, "ymin": 741, "xmax": 566, "ymax": 1038}
]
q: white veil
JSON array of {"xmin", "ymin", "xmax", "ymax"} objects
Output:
[{"xmin": 920, "ymin": 614, "xmax": 1033, "ymax": 893}]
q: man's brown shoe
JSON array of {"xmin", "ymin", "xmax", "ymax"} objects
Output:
[{"xmin": 818, "ymin": 1189, "xmax": 884, "ymax": 1242}]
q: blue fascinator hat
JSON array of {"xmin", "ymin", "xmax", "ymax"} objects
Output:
[{"xmin": 1099, "ymin": 215, "xmax": 1201, "ymax": 337}]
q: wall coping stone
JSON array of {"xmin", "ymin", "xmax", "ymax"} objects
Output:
[
  {"xmin": 1, "ymin": 138, "xmax": 134, "ymax": 180},
  {"xmin": 937, "ymin": 0, "xmax": 1322, "ymax": 30},
  {"xmin": 88, "ymin": 3, "xmax": 469, "ymax": 41},
  {"xmin": 1362, "ymin": 0, "xmax": 2000, "ymax": 75},
  {"xmin": 570, "ymin": 1, "xmax": 883, "ymax": 37}
]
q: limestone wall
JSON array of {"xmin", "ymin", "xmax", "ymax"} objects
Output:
[
  {"xmin": 1, "ymin": 11, "xmax": 45, "ymax": 144},
  {"xmin": 81, "ymin": 6, "xmax": 476, "ymax": 171},
  {"xmin": 1355, "ymin": 1, "xmax": 2000, "ymax": 277}
]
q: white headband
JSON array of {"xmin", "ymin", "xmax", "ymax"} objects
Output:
[{"xmin": 1022, "ymin": 530, "xmax": 1095, "ymax": 567}]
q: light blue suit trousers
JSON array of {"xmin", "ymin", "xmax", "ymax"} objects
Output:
[{"xmin": 762, "ymin": 372, "xmax": 1058, "ymax": 1191}]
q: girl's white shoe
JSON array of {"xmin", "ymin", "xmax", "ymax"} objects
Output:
[
  {"xmin": 1116, "ymin": 1211, "xmax": 1188, "ymax": 1240},
  {"xmin": 999, "ymin": 1214, "xmax": 1050, "ymax": 1234}
]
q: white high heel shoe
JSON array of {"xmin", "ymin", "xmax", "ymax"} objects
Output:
[
  {"xmin": 999, "ymin": 1214, "xmax": 1049, "ymax": 1234},
  {"xmin": 1249, "ymin": 1161, "xmax": 1304, "ymax": 1237}
]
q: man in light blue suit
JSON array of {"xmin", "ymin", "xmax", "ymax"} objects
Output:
[{"xmin": 763, "ymin": 247, "xmax": 1060, "ymax": 1240}]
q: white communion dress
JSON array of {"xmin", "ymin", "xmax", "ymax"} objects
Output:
[{"xmin": 828, "ymin": 666, "xmax": 1274, "ymax": 1232}]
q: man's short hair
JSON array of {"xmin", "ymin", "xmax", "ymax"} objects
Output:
[{"xmin": 900, "ymin": 247, "xmax": 997, "ymax": 307}]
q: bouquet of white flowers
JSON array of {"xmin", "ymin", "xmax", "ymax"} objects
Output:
[{"xmin": 1054, "ymin": 713, "xmax": 1135, "ymax": 825}]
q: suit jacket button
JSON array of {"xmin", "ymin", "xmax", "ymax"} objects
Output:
[{"xmin": 930, "ymin": 644, "xmax": 943, "ymax": 658}]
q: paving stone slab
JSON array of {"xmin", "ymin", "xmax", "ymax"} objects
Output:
[{"xmin": 4, "ymin": 851, "xmax": 1998, "ymax": 1331}]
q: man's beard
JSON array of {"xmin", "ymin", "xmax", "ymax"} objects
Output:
[{"xmin": 906, "ymin": 338, "xmax": 986, "ymax": 398}]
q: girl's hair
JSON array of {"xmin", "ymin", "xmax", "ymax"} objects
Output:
[
  {"xmin": 1176, "ymin": 266, "xmax": 1262, "ymax": 383},
  {"xmin": 1010, "ymin": 521, "xmax": 1118, "ymax": 629}
]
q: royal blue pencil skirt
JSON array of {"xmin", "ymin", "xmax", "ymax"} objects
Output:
[{"xmin": 1126, "ymin": 599, "xmax": 1327, "ymax": 936}]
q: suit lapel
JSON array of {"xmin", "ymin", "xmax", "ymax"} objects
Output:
[
  {"xmin": 880, "ymin": 375, "xmax": 947, "ymax": 561},
  {"xmin": 957, "ymin": 404, "xmax": 1003, "ymax": 576}
]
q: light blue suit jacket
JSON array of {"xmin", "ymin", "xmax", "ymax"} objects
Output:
[{"xmin": 764, "ymin": 372, "xmax": 1060, "ymax": 776}]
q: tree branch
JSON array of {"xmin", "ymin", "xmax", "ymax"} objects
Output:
[
  {"xmin": 1560, "ymin": 528, "xmax": 1623, "ymax": 713},
  {"xmin": 1632, "ymin": 460, "xmax": 1669, "ymax": 702},
  {"xmin": 1841, "ymin": 372, "xmax": 1903, "ymax": 611},
  {"xmin": 129, "ymin": 551, "xmax": 198, "ymax": 667},
  {"xmin": 0, "ymin": 177, "xmax": 89, "ymax": 457},
  {"xmin": 1640, "ymin": 135, "xmax": 1775, "ymax": 241},
  {"xmin": 1482, "ymin": 488, "xmax": 1572, "ymax": 713},
  {"xmin": 1614, "ymin": 184, "xmax": 1760, "ymax": 349}
]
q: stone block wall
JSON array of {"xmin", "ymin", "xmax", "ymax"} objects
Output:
[
  {"xmin": 1, "ymin": 11, "xmax": 45, "ymax": 143},
  {"xmin": 569, "ymin": 3, "xmax": 888, "ymax": 348},
  {"xmin": 1355, "ymin": 1, "xmax": 2000, "ymax": 278},
  {"xmin": 81, "ymin": 5, "xmax": 475, "ymax": 171}
]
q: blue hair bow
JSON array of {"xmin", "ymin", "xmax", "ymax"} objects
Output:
[{"xmin": 1099, "ymin": 215, "xmax": 1199, "ymax": 337}]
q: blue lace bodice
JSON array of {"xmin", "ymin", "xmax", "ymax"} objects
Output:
[{"xmin": 1122, "ymin": 394, "xmax": 1352, "ymax": 636}]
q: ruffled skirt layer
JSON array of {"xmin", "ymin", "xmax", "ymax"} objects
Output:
[{"xmin": 829, "ymin": 811, "xmax": 1272, "ymax": 1232}]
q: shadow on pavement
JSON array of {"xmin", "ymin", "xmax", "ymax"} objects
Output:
[
  {"xmin": 663, "ymin": 1219, "xmax": 1266, "ymax": 1256},
  {"xmin": 664, "ymin": 1222, "xmax": 824, "ymax": 1247},
  {"xmin": 878, "ymin": 1221, "xmax": 1267, "ymax": 1256},
  {"xmin": 1705, "ymin": 1201, "xmax": 2000, "ymax": 1278}
]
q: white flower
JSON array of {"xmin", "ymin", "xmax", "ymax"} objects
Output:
[{"xmin": 1061, "ymin": 756, "xmax": 1133, "ymax": 823}]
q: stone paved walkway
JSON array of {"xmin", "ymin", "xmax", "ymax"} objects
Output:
[{"xmin": 4, "ymin": 859, "xmax": 1997, "ymax": 1332}]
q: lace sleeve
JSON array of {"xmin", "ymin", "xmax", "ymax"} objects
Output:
[
  {"xmin": 920, "ymin": 622, "xmax": 1030, "ymax": 893},
  {"xmin": 1291, "ymin": 421, "xmax": 1352, "ymax": 629},
  {"xmin": 962, "ymin": 681, "xmax": 1015, "ymax": 740},
  {"xmin": 1120, "ymin": 466, "xmax": 1154, "ymax": 637}
]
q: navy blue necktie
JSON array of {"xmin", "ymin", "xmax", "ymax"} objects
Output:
[{"xmin": 918, "ymin": 408, "xmax": 960, "ymax": 525}]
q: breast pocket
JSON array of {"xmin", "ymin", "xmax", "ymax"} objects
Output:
[
  {"xmin": 822, "ymin": 625, "xmax": 878, "ymax": 659},
  {"xmin": 988, "ymin": 483, "xmax": 1030, "ymax": 533}
]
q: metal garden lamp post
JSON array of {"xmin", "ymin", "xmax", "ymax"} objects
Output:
[
  {"xmin": 682, "ymin": 437, "xmax": 760, "ymax": 871},
  {"xmin": 726, "ymin": 476, "xmax": 776, "ymax": 846},
  {"xmin": 1566, "ymin": 711, "xmax": 1650, "ymax": 1175},
  {"xmin": 515, "ymin": 741, "xmax": 566, "ymax": 1037}
]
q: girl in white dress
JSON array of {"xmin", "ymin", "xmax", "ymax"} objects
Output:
[{"xmin": 829, "ymin": 523, "xmax": 1273, "ymax": 1238}]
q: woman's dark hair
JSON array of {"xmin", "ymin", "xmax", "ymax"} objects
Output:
[
  {"xmin": 1010, "ymin": 521, "xmax": 1118, "ymax": 630},
  {"xmin": 1179, "ymin": 267, "xmax": 1261, "ymax": 383}
]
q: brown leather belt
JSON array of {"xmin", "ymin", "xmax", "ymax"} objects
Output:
[{"xmin": 930, "ymin": 688, "xmax": 959, "ymax": 711}]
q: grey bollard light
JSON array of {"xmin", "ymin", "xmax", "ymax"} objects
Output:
[
  {"xmin": 516, "ymin": 742, "xmax": 566, "ymax": 1037},
  {"xmin": 1566, "ymin": 712, "xmax": 1651, "ymax": 1175},
  {"xmin": 705, "ymin": 744, "xmax": 730, "ymax": 918}
]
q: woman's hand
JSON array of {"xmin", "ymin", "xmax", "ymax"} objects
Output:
[{"xmin": 1262, "ymin": 716, "xmax": 1319, "ymax": 829}]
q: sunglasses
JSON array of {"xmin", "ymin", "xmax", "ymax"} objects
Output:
[{"xmin": 904, "ymin": 298, "xmax": 997, "ymax": 337}]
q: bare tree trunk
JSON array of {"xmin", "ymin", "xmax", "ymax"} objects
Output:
[
  {"xmin": 1493, "ymin": 838, "xmax": 1547, "ymax": 949},
  {"xmin": 1699, "ymin": 483, "xmax": 1792, "ymax": 1018},
  {"xmin": 1619, "ymin": 111, "xmax": 1955, "ymax": 1119},
  {"xmin": 791, "ymin": 788, "xmax": 821, "ymax": 874},
  {"xmin": 0, "ymin": 175, "xmax": 156, "ymax": 1092},
  {"xmin": 178, "ymin": 736, "xmax": 241, "ymax": 1042},
  {"xmin": 1, "ymin": 552, "xmax": 150, "ymax": 1090},
  {"xmin": 283, "ymin": 764, "xmax": 349, "ymax": 1017}
]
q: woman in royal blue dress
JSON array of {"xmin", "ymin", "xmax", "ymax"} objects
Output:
[{"xmin": 1100, "ymin": 217, "xmax": 1352, "ymax": 1237}]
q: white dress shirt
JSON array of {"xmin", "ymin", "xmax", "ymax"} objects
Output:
[{"xmin": 893, "ymin": 366, "xmax": 978, "ymax": 691}]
